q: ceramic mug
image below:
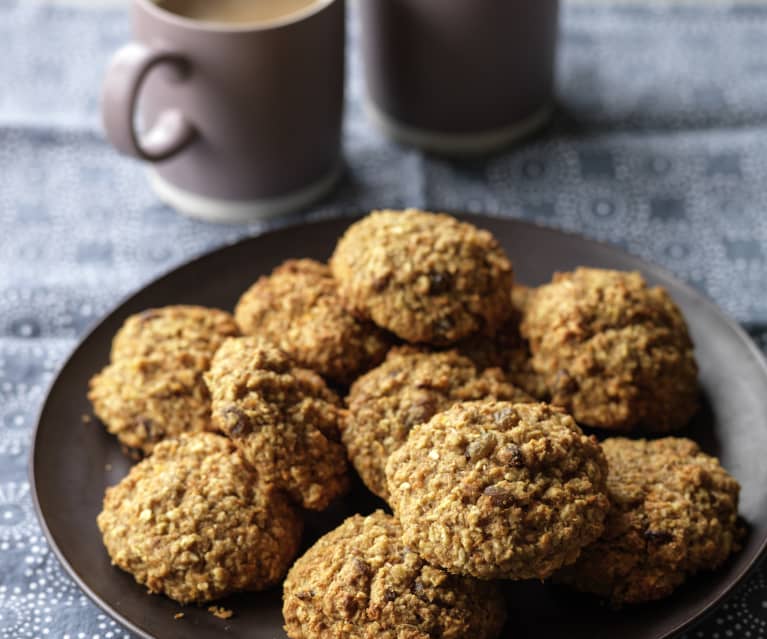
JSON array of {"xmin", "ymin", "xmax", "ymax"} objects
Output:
[
  {"xmin": 359, "ymin": 0, "xmax": 559, "ymax": 155},
  {"xmin": 102, "ymin": 0, "xmax": 345, "ymax": 223}
]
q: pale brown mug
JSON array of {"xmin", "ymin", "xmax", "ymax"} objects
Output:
[
  {"xmin": 102, "ymin": 0, "xmax": 345, "ymax": 222},
  {"xmin": 359, "ymin": 0, "xmax": 559, "ymax": 155}
]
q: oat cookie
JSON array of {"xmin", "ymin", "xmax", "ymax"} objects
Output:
[
  {"xmin": 521, "ymin": 268, "xmax": 698, "ymax": 431},
  {"xmin": 111, "ymin": 305, "xmax": 239, "ymax": 361},
  {"xmin": 88, "ymin": 352, "xmax": 214, "ymax": 455},
  {"xmin": 89, "ymin": 305, "xmax": 238, "ymax": 455},
  {"xmin": 283, "ymin": 511, "xmax": 507, "ymax": 639},
  {"xmin": 98, "ymin": 433, "xmax": 302, "ymax": 604},
  {"xmin": 554, "ymin": 437, "xmax": 740, "ymax": 605},
  {"xmin": 330, "ymin": 209, "xmax": 514, "ymax": 345},
  {"xmin": 205, "ymin": 337, "xmax": 349, "ymax": 511},
  {"xmin": 453, "ymin": 285, "xmax": 548, "ymax": 399},
  {"xmin": 344, "ymin": 348, "xmax": 532, "ymax": 500},
  {"xmin": 234, "ymin": 259, "xmax": 390, "ymax": 385},
  {"xmin": 386, "ymin": 400, "xmax": 609, "ymax": 580}
]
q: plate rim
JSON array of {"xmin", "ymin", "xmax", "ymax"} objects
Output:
[{"xmin": 28, "ymin": 213, "xmax": 767, "ymax": 639}]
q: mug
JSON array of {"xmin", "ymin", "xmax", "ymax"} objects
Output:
[
  {"xmin": 102, "ymin": 0, "xmax": 345, "ymax": 222},
  {"xmin": 359, "ymin": 0, "xmax": 559, "ymax": 155}
]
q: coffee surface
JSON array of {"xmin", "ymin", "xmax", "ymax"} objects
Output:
[{"xmin": 157, "ymin": 0, "xmax": 320, "ymax": 24}]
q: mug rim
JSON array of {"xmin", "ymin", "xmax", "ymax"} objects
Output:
[{"xmin": 137, "ymin": 0, "xmax": 337, "ymax": 33}]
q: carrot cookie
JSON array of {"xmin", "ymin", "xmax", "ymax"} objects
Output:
[
  {"xmin": 98, "ymin": 433, "xmax": 302, "ymax": 604},
  {"xmin": 554, "ymin": 437, "xmax": 740, "ymax": 605},
  {"xmin": 234, "ymin": 259, "xmax": 389, "ymax": 385},
  {"xmin": 89, "ymin": 305, "xmax": 238, "ymax": 455},
  {"xmin": 330, "ymin": 210, "xmax": 514, "ymax": 345},
  {"xmin": 283, "ymin": 511, "xmax": 506, "ymax": 639},
  {"xmin": 344, "ymin": 348, "xmax": 532, "ymax": 500},
  {"xmin": 386, "ymin": 400, "xmax": 609, "ymax": 580},
  {"xmin": 111, "ymin": 305, "xmax": 239, "ymax": 362},
  {"xmin": 521, "ymin": 268, "xmax": 698, "ymax": 431},
  {"xmin": 205, "ymin": 336, "xmax": 349, "ymax": 511},
  {"xmin": 88, "ymin": 352, "xmax": 214, "ymax": 455}
]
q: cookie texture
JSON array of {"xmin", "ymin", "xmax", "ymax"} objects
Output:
[
  {"xmin": 344, "ymin": 348, "xmax": 532, "ymax": 500},
  {"xmin": 283, "ymin": 511, "xmax": 507, "ymax": 639},
  {"xmin": 111, "ymin": 305, "xmax": 239, "ymax": 362},
  {"xmin": 88, "ymin": 352, "xmax": 214, "ymax": 455},
  {"xmin": 98, "ymin": 433, "xmax": 302, "ymax": 604},
  {"xmin": 386, "ymin": 401, "xmax": 609, "ymax": 580},
  {"xmin": 89, "ymin": 305, "xmax": 238, "ymax": 455},
  {"xmin": 454, "ymin": 285, "xmax": 548, "ymax": 400},
  {"xmin": 330, "ymin": 210, "xmax": 514, "ymax": 345},
  {"xmin": 205, "ymin": 336, "xmax": 350, "ymax": 511},
  {"xmin": 521, "ymin": 268, "xmax": 698, "ymax": 431},
  {"xmin": 234, "ymin": 259, "xmax": 390, "ymax": 385},
  {"xmin": 554, "ymin": 437, "xmax": 740, "ymax": 605}
]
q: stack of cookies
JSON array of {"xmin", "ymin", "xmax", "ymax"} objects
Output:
[{"xmin": 90, "ymin": 209, "xmax": 741, "ymax": 637}]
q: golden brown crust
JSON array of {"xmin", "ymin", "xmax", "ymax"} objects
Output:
[
  {"xmin": 330, "ymin": 210, "xmax": 514, "ymax": 345},
  {"xmin": 89, "ymin": 305, "xmax": 238, "ymax": 455},
  {"xmin": 98, "ymin": 433, "xmax": 302, "ymax": 604},
  {"xmin": 111, "ymin": 305, "xmax": 239, "ymax": 361},
  {"xmin": 344, "ymin": 348, "xmax": 532, "ymax": 501},
  {"xmin": 386, "ymin": 401, "xmax": 609, "ymax": 580},
  {"xmin": 520, "ymin": 268, "xmax": 698, "ymax": 431},
  {"xmin": 453, "ymin": 286, "xmax": 548, "ymax": 400},
  {"xmin": 234, "ymin": 259, "xmax": 390, "ymax": 385},
  {"xmin": 88, "ymin": 352, "xmax": 214, "ymax": 455},
  {"xmin": 554, "ymin": 437, "xmax": 740, "ymax": 605},
  {"xmin": 205, "ymin": 337, "xmax": 350, "ymax": 511},
  {"xmin": 282, "ymin": 511, "xmax": 507, "ymax": 639}
]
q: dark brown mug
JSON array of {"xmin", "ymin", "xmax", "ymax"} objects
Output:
[
  {"xmin": 102, "ymin": 0, "xmax": 345, "ymax": 222},
  {"xmin": 359, "ymin": 0, "xmax": 559, "ymax": 155}
]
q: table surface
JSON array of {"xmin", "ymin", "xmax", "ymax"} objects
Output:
[{"xmin": 2, "ymin": 1, "xmax": 767, "ymax": 637}]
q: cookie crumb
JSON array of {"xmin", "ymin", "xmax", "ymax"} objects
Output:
[
  {"xmin": 174, "ymin": 612, "xmax": 184, "ymax": 620},
  {"xmin": 208, "ymin": 605, "xmax": 233, "ymax": 620},
  {"xmin": 104, "ymin": 463, "xmax": 112, "ymax": 471},
  {"xmin": 81, "ymin": 414, "xmax": 91, "ymax": 424}
]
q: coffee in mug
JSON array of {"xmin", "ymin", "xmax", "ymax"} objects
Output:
[
  {"xmin": 101, "ymin": 0, "xmax": 344, "ymax": 222},
  {"xmin": 157, "ymin": 0, "xmax": 320, "ymax": 24}
]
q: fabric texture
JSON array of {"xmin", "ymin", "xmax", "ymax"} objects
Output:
[{"xmin": 1, "ymin": 0, "xmax": 766, "ymax": 637}]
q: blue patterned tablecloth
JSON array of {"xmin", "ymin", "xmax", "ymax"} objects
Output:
[{"xmin": 1, "ymin": 1, "xmax": 767, "ymax": 637}]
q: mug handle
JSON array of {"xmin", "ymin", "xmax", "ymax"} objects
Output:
[{"xmin": 101, "ymin": 42, "xmax": 196, "ymax": 162}]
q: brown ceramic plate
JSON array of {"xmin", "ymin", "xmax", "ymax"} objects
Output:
[{"xmin": 31, "ymin": 215, "xmax": 767, "ymax": 639}]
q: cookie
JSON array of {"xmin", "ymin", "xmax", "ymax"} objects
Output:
[
  {"xmin": 234, "ymin": 259, "xmax": 390, "ymax": 385},
  {"xmin": 88, "ymin": 352, "xmax": 214, "ymax": 455},
  {"xmin": 554, "ymin": 437, "xmax": 740, "ymax": 605},
  {"xmin": 282, "ymin": 511, "xmax": 507, "ymax": 639},
  {"xmin": 521, "ymin": 268, "xmax": 698, "ymax": 431},
  {"xmin": 344, "ymin": 347, "xmax": 532, "ymax": 500},
  {"xmin": 89, "ymin": 305, "xmax": 238, "ymax": 455},
  {"xmin": 205, "ymin": 336, "xmax": 349, "ymax": 511},
  {"xmin": 111, "ymin": 305, "xmax": 239, "ymax": 362},
  {"xmin": 98, "ymin": 433, "xmax": 302, "ymax": 604},
  {"xmin": 330, "ymin": 209, "xmax": 514, "ymax": 345},
  {"xmin": 386, "ymin": 400, "xmax": 609, "ymax": 580},
  {"xmin": 453, "ymin": 285, "xmax": 548, "ymax": 400}
]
